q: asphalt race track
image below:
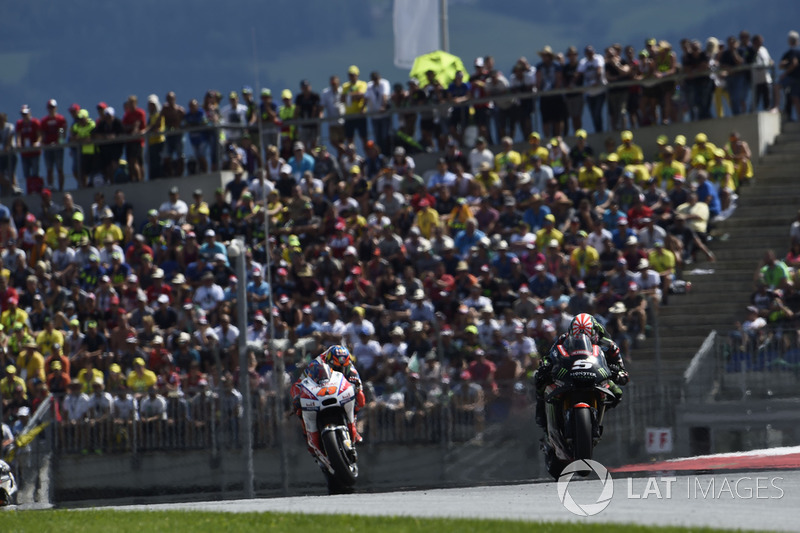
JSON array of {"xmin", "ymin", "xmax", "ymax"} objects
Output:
[{"xmin": 107, "ymin": 469, "xmax": 800, "ymax": 531}]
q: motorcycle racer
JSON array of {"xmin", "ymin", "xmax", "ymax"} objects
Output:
[
  {"xmin": 533, "ymin": 313, "xmax": 629, "ymax": 429},
  {"xmin": 291, "ymin": 359, "xmax": 334, "ymax": 457},
  {"xmin": 319, "ymin": 344, "xmax": 365, "ymax": 443},
  {"xmin": 290, "ymin": 345, "xmax": 365, "ymax": 459}
]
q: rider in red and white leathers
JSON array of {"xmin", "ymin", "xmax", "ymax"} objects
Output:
[{"xmin": 290, "ymin": 345, "xmax": 365, "ymax": 457}]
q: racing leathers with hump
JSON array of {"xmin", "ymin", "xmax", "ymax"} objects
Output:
[
  {"xmin": 534, "ymin": 313, "xmax": 629, "ymax": 429},
  {"xmin": 290, "ymin": 345, "xmax": 366, "ymax": 457}
]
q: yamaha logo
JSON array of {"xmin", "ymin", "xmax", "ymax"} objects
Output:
[{"xmin": 556, "ymin": 459, "xmax": 614, "ymax": 516}]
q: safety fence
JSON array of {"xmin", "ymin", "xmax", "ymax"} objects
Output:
[
  {"xmin": 713, "ymin": 326, "xmax": 800, "ymax": 399},
  {"xmin": 1, "ymin": 373, "xmax": 692, "ymax": 504},
  {"xmin": 36, "ymin": 375, "xmax": 685, "ymax": 458}
]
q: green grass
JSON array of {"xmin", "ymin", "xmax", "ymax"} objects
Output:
[{"xmin": 0, "ymin": 510, "xmax": 761, "ymax": 533}]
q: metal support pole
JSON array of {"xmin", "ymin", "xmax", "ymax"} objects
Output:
[
  {"xmin": 229, "ymin": 237, "xmax": 254, "ymax": 498},
  {"xmin": 440, "ymin": 0, "xmax": 449, "ymax": 52},
  {"xmin": 652, "ymin": 295, "xmax": 664, "ymax": 426}
]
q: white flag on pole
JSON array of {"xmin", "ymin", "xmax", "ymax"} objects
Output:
[{"xmin": 393, "ymin": 0, "xmax": 441, "ymax": 69}]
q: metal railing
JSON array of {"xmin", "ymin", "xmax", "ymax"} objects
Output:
[
  {"xmin": 31, "ymin": 374, "xmax": 686, "ymax": 456},
  {"xmin": 0, "ymin": 63, "xmax": 776, "ymax": 193},
  {"xmin": 714, "ymin": 325, "xmax": 800, "ymax": 399}
]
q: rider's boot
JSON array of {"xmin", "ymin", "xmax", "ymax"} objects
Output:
[
  {"xmin": 535, "ymin": 393, "xmax": 547, "ymax": 429},
  {"xmin": 307, "ymin": 431, "xmax": 323, "ymax": 457},
  {"xmin": 348, "ymin": 422, "xmax": 363, "ymax": 444}
]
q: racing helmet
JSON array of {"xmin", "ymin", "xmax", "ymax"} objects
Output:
[
  {"xmin": 569, "ymin": 313, "xmax": 596, "ymax": 342},
  {"xmin": 304, "ymin": 359, "xmax": 332, "ymax": 384},
  {"xmin": 325, "ymin": 345, "xmax": 351, "ymax": 368}
]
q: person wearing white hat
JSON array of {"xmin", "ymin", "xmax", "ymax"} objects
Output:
[
  {"xmin": 16, "ymin": 104, "xmax": 43, "ymax": 184},
  {"xmin": 41, "ymin": 98, "xmax": 68, "ymax": 190}
]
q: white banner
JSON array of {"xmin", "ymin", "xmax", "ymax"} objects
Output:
[{"xmin": 393, "ymin": 0, "xmax": 440, "ymax": 69}]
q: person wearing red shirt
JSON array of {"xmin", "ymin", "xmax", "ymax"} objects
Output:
[
  {"xmin": 122, "ymin": 95, "xmax": 147, "ymax": 182},
  {"xmin": 626, "ymin": 193, "xmax": 654, "ymax": 230},
  {"xmin": 15, "ymin": 104, "xmax": 42, "ymax": 183},
  {"xmin": 40, "ymin": 99, "xmax": 68, "ymax": 191}
]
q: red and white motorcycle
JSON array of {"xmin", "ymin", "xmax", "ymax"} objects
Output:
[
  {"xmin": 0, "ymin": 459, "xmax": 17, "ymax": 506},
  {"xmin": 298, "ymin": 368, "xmax": 359, "ymax": 491}
]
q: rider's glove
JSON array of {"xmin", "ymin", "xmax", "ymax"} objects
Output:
[{"xmin": 608, "ymin": 364, "xmax": 629, "ymax": 386}]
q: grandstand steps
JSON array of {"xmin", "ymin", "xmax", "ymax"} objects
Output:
[
  {"xmin": 769, "ymin": 132, "xmax": 800, "ymax": 145},
  {"xmin": 657, "ymin": 313, "xmax": 734, "ymax": 328},
  {"xmin": 657, "ymin": 302, "xmax": 744, "ymax": 316},
  {"xmin": 780, "ymin": 122, "xmax": 800, "ymax": 134},
  {"xmin": 731, "ymin": 194, "xmax": 798, "ymax": 207},
  {"xmin": 681, "ymin": 259, "xmax": 758, "ymax": 270},
  {"xmin": 710, "ymin": 249, "xmax": 771, "ymax": 262},
  {"xmin": 766, "ymin": 143, "xmax": 800, "ymax": 154},
  {"xmin": 634, "ymin": 123, "xmax": 800, "ymax": 378},
  {"xmin": 718, "ymin": 218, "xmax": 793, "ymax": 230},
  {"xmin": 736, "ymin": 194, "xmax": 800, "ymax": 209},
  {"xmin": 752, "ymin": 153, "xmax": 800, "ymax": 165},
  {"xmin": 670, "ymin": 289, "xmax": 751, "ymax": 303},
  {"xmin": 679, "ymin": 269, "xmax": 755, "ymax": 282},
  {"xmin": 706, "ymin": 235, "xmax": 786, "ymax": 250}
]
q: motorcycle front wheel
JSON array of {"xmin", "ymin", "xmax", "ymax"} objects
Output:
[
  {"xmin": 322, "ymin": 429, "xmax": 358, "ymax": 488},
  {"xmin": 573, "ymin": 408, "xmax": 594, "ymax": 460}
]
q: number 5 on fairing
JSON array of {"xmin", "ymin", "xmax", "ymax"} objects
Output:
[{"xmin": 572, "ymin": 360, "xmax": 594, "ymax": 370}]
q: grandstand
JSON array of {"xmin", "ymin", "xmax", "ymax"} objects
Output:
[{"xmin": 1, "ymin": 38, "xmax": 799, "ymax": 501}]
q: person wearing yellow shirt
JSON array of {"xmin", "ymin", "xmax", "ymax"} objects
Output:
[
  {"xmin": 494, "ymin": 136, "xmax": 522, "ymax": 171},
  {"xmin": 341, "ymin": 65, "xmax": 368, "ymax": 148},
  {"xmin": 569, "ymin": 232, "xmax": 600, "ymax": 278},
  {"xmin": 76, "ymin": 364, "xmax": 105, "ymax": 395},
  {"xmin": 93, "ymin": 210, "xmax": 124, "ymax": 245},
  {"xmin": 647, "ymin": 240, "xmax": 675, "ymax": 301},
  {"xmin": 1, "ymin": 365, "xmax": 27, "ymax": 401},
  {"xmin": 536, "ymin": 214, "xmax": 564, "ymax": 248},
  {"xmin": 16, "ymin": 340, "xmax": 46, "ymax": 390},
  {"xmin": 188, "ymin": 189, "xmax": 210, "ymax": 226},
  {"xmin": 7, "ymin": 323, "xmax": 32, "ymax": 357},
  {"xmin": 523, "ymin": 132, "xmax": 550, "ymax": 170},
  {"xmin": 624, "ymin": 163, "xmax": 651, "ymax": 187},
  {"xmin": 616, "ymin": 130, "xmax": 644, "ymax": 166},
  {"xmin": 415, "ymin": 199, "xmax": 440, "ymax": 239},
  {"xmin": 475, "ymin": 162, "xmax": 501, "ymax": 190},
  {"xmin": 725, "ymin": 131, "xmax": 753, "ymax": 186},
  {"xmin": 690, "ymin": 132, "xmax": 718, "ymax": 162},
  {"xmin": 651, "ymin": 146, "xmax": 686, "ymax": 191},
  {"xmin": 709, "ymin": 148, "xmax": 737, "ymax": 191},
  {"xmin": 36, "ymin": 318, "xmax": 64, "ymax": 357},
  {"xmin": 445, "ymin": 198, "xmax": 474, "ymax": 232},
  {"xmin": 45, "ymin": 214, "xmax": 69, "ymax": 249},
  {"xmin": 127, "ymin": 357, "xmax": 157, "ymax": 395},
  {"xmin": 578, "ymin": 156, "xmax": 604, "ymax": 190},
  {"xmin": 0, "ymin": 301, "xmax": 28, "ymax": 334}
]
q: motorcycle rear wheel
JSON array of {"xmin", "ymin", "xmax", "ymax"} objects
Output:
[{"xmin": 322, "ymin": 429, "xmax": 357, "ymax": 488}]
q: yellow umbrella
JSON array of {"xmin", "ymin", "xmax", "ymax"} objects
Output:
[{"xmin": 409, "ymin": 50, "xmax": 470, "ymax": 88}]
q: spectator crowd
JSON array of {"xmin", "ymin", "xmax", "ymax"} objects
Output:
[
  {"xmin": 1, "ymin": 29, "xmax": 798, "ymax": 196},
  {"xmin": 0, "ymin": 117, "xmax": 754, "ymax": 454},
  {"xmin": 729, "ymin": 221, "xmax": 800, "ymax": 361},
  {"xmin": 0, "ymin": 26, "xmax": 795, "ymax": 456}
]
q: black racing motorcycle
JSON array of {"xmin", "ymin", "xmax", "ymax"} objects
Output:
[{"xmin": 540, "ymin": 334, "xmax": 619, "ymax": 479}]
